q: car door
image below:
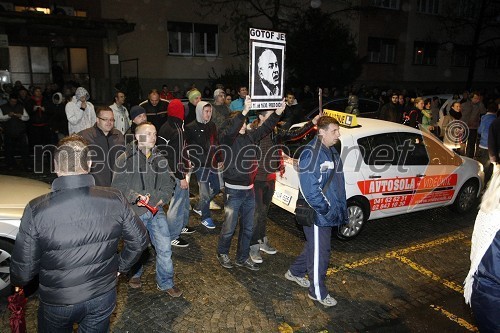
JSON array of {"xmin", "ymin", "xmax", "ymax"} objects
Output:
[
  {"xmin": 415, "ymin": 133, "xmax": 462, "ymax": 208},
  {"xmin": 396, "ymin": 132, "xmax": 431, "ymax": 213},
  {"xmin": 357, "ymin": 132, "xmax": 410, "ymax": 219}
]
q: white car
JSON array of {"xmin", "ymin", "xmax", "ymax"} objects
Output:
[
  {"xmin": 272, "ymin": 111, "xmax": 484, "ymax": 239},
  {"xmin": 0, "ymin": 175, "xmax": 51, "ymax": 294}
]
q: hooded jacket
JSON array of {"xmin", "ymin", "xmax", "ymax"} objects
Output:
[
  {"xmin": 10, "ymin": 174, "xmax": 149, "ymax": 306},
  {"xmin": 185, "ymin": 101, "xmax": 220, "ymax": 169},
  {"xmin": 65, "ymin": 87, "xmax": 96, "ymax": 134},
  {"xmin": 112, "ymin": 142, "xmax": 175, "ymax": 216}
]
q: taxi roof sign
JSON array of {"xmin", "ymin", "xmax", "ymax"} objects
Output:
[{"xmin": 322, "ymin": 109, "xmax": 358, "ymax": 127}]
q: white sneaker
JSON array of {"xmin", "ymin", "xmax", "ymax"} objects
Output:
[
  {"xmin": 209, "ymin": 201, "xmax": 222, "ymax": 210},
  {"xmin": 192, "ymin": 206, "xmax": 202, "ymax": 216},
  {"xmin": 284, "ymin": 270, "xmax": 310, "ymax": 288},
  {"xmin": 308, "ymin": 293, "xmax": 337, "ymax": 307}
]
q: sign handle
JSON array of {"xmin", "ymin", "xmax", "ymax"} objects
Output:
[{"xmin": 318, "ymin": 88, "xmax": 323, "ymax": 117}]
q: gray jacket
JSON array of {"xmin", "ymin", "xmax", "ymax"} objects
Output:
[{"xmin": 112, "ymin": 142, "xmax": 175, "ymax": 216}]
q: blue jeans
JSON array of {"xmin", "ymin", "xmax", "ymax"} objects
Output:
[
  {"xmin": 166, "ymin": 178, "xmax": 190, "ymax": 240},
  {"xmin": 195, "ymin": 167, "xmax": 220, "ymax": 220},
  {"xmin": 217, "ymin": 187, "xmax": 255, "ymax": 262},
  {"xmin": 132, "ymin": 210, "xmax": 174, "ymax": 290},
  {"xmin": 38, "ymin": 288, "xmax": 116, "ymax": 333}
]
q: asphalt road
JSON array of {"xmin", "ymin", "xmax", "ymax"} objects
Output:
[{"xmin": 0, "ymin": 169, "xmax": 479, "ymax": 332}]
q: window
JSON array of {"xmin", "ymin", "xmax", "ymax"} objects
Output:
[
  {"xmin": 398, "ymin": 133, "xmax": 429, "ymax": 166},
  {"xmin": 417, "ymin": 0, "xmax": 440, "ymax": 14},
  {"xmin": 194, "ymin": 24, "xmax": 218, "ymax": 56},
  {"xmin": 358, "ymin": 133, "xmax": 400, "ymax": 166},
  {"xmin": 371, "ymin": 0, "xmax": 399, "ymax": 9},
  {"xmin": 8, "ymin": 46, "xmax": 50, "ymax": 86},
  {"xmin": 451, "ymin": 45, "xmax": 470, "ymax": 67},
  {"xmin": 367, "ymin": 38, "xmax": 396, "ymax": 64},
  {"xmin": 168, "ymin": 22, "xmax": 218, "ymax": 57},
  {"xmin": 413, "ymin": 42, "xmax": 438, "ymax": 65}
]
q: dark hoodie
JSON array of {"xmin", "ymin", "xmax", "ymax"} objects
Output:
[
  {"xmin": 158, "ymin": 99, "xmax": 189, "ymax": 180},
  {"xmin": 185, "ymin": 101, "xmax": 220, "ymax": 169}
]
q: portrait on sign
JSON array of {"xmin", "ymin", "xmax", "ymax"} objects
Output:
[{"xmin": 250, "ymin": 42, "xmax": 285, "ymax": 99}]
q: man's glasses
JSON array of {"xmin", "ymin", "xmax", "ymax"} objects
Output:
[{"xmin": 98, "ymin": 117, "xmax": 115, "ymax": 122}]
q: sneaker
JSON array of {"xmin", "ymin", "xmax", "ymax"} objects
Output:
[
  {"xmin": 201, "ymin": 218, "xmax": 216, "ymax": 229},
  {"xmin": 209, "ymin": 201, "xmax": 222, "ymax": 210},
  {"xmin": 217, "ymin": 253, "xmax": 233, "ymax": 269},
  {"xmin": 250, "ymin": 244, "xmax": 263, "ymax": 264},
  {"xmin": 285, "ymin": 270, "xmax": 310, "ymax": 288},
  {"xmin": 235, "ymin": 258, "xmax": 260, "ymax": 271},
  {"xmin": 171, "ymin": 237, "xmax": 189, "ymax": 247},
  {"xmin": 157, "ymin": 284, "xmax": 183, "ymax": 298},
  {"xmin": 128, "ymin": 277, "xmax": 142, "ymax": 289},
  {"xmin": 181, "ymin": 226, "xmax": 196, "ymax": 234},
  {"xmin": 308, "ymin": 293, "xmax": 337, "ymax": 307},
  {"xmin": 259, "ymin": 237, "xmax": 277, "ymax": 254},
  {"xmin": 192, "ymin": 206, "xmax": 202, "ymax": 216}
]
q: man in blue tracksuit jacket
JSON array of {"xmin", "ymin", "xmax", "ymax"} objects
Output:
[{"xmin": 285, "ymin": 116, "xmax": 348, "ymax": 307}]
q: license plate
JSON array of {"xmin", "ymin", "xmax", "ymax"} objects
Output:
[{"xmin": 273, "ymin": 190, "xmax": 292, "ymax": 205}]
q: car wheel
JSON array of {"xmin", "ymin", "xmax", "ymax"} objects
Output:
[
  {"xmin": 450, "ymin": 179, "xmax": 479, "ymax": 214},
  {"xmin": 0, "ymin": 238, "xmax": 14, "ymax": 296},
  {"xmin": 336, "ymin": 199, "xmax": 368, "ymax": 240}
]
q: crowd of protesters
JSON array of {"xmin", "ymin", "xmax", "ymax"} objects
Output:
[{"xmin": 4, "ymin": 79, "xmax": 500, "ymax": 327}]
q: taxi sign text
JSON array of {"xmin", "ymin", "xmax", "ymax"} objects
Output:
[{"xmin": 322, "ymin": 109, "xmax": 358, "ymax": 127}]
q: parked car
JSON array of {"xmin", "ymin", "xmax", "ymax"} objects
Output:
[
  {"xmin": 304, "ymin": 97, "xmax": 382, "ymax": 120},
  {"xmin": 0, "ymin": 175, "xmax": 51, "ymax": 295},
  {"xmin": 272, "ymin": 112, "xmax": 484, "ymax": 240}
]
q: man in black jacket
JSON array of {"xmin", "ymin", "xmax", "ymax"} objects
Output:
[
  {"xmin": 186, "ymin": 101, "xmax": 221, "ymax": 229},
  {"xmin": 78, "ymin": 107, "xmax": 125, "ymax": 186},
  {"xmin": 139, "ymin": 89, "xmax": 168, "ymax": 131},
  {"xmin": 216, "ymin": 97, "xmax": 284, "ymax": 271},
  {"xmin": 10, "ymin": 135, "xmax": 148, "ymax": 332},
  {"xmin": 158, "ymin": 99, "xmax": 192, "ymax": 247}
]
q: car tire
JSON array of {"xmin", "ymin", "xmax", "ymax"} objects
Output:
[
  {"xmin": 450, "ymin": 179, "xmax": 479, "ymax": 214},
  {"xmin": 0, "ymin": 238, "xmax": 14, "ymax": 296},
  {"xmin": 335, "ymin": 199, "xmax": 368, "ymax": 240}
]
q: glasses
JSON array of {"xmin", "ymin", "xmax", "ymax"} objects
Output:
[{"xmin": 98, "ymin": 117, "xmax": 115, "ymax": 122}]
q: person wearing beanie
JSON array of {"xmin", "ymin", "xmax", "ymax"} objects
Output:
[
  {"xmin": 211, "ymin": 89, "xmax": 231, "ymax": 130},
  {"xmin": 139, "ymin": 89, "xmax": 168, "ymax": 131},
  {"xmin": 185, "ymin": 101, "xmax": 221, "ymax": 229},
  {"xmin": 158, "ymin": 99, "xmax": 192, "ymax": 247},
  {"xmin": 125, "ymin": 105, "xmax": 147, "ymax": 144},
  {"xmin": 185, "ymin": 89, "xmax": 201, "ymax": 125}
]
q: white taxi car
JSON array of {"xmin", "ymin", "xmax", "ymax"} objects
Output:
[
  {"xmin": 272, "ymin": 110, "xmax": 484, "ymax": 239},
  {"xmin": 0, "ymin": 175, "xmax": 51, "ymax": 295}
]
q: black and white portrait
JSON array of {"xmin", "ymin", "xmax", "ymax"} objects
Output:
[{"xmin": 254, "ymin": 47, "xmax": 282, "ymax": 96}]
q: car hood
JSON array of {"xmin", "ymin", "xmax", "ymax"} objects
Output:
[{"xmin": 0, "ymin": 175, "xmax": 51, "ymax": 219}]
